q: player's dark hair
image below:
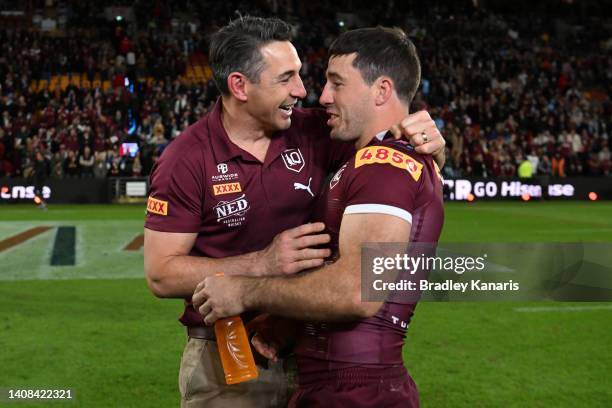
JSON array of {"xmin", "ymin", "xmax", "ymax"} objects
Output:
[
  {"xmin": 328, "ymin": 27, "xmax": 421, "ymax": 105},
  {"xmin": 210, "ymin": 16, "xmax": 294, "ymax": 95}
]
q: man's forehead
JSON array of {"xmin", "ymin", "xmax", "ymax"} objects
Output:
[
  {"xmin": 259, "ymin": 41, "xmax": 301, "ymax": 75},
  {"xmin": 326, "ymin": 53, "xmax": 358, "ymax": 76},
  {"xmin": 260, "ymin": 41, "xmax": 300, "ymax": 63}
]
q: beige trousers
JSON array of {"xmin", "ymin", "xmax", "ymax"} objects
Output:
[{"xmin": 179, "ymin": 337, "xmax": 296, "ymax": 408}]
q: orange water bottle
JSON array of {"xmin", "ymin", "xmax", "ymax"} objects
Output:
[{"xmin": 214, "ymin": 315, "xmax": 259, "ymax": 384}]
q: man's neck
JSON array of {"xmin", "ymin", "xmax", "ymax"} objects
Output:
[
  {"xmin": 355, "ymin": 104, "xmax": 410, "ymax": 149},
  {"xmin": 220, "ymin": 97, "xmax": 272, "ymax": 162},
  {"xmin": 220, "ymin": 97, "xmax": 273, "ymax": 144}
]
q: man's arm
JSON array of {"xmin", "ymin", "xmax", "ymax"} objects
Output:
[
  {"xmin": 193, "ymin": 212, "xmax": 411, "ymax": 324},
  {"xmin": 144, "ymin": 223, "xmax": 331, "ymax": 298}
]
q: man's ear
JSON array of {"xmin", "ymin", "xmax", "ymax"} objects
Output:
[
  {"xmin": 374, "ymin": 76, "xmax": 394, "ymax": 106},
  {"xmin": 227, "ymin": 72, "xmax": 249, "ymax": 102}
]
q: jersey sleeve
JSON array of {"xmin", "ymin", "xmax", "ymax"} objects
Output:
[
  {"xmin": 144, "ymin": 146, "xmax": 204, "ymax": 233},
  {"xmin": 342, "ymin": 146, "xmax": 424, "ymax": 224}
]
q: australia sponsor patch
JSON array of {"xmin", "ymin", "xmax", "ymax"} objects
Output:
[
  {"xmin": 147, "ymin": 196, "xmax": 168, "ymax": 216},
  {"xmin": 213, "ymin": 182, "xmax": 242, "ymax": 196},
  {"xmin": 213, "ymin": 194, "xmax": 250, "ymax": 227},
  {"xmin": 354, "ymin": 146, "xmax": 423, "ymax": 182}
]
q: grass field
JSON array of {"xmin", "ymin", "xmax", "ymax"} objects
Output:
[{"xmin": 1, "ymin": 202, "xmax": 611, "ymax": 407}]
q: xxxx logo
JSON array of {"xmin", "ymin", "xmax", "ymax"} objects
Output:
[
  {"xmin": 147, "ymin": 196, "xmax": 168, "ymax": 216},
  {"xmin": 213, "ymin": 182, "xmax": 242, "ymax": 196}
]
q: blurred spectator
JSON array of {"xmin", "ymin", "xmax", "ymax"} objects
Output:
[
  {"xmin": 93, "ymin": 151, "xmax": 108, "ymax": 179},
  {"xmin": 599, "ymin": 146, "xmax": 611, "ymax": 175},
  {"xmin": 518, "ymin": 156, "xmax": 534, "ymax": 178},
  {"xmin": 132, "ymin": 152, "xmax": 142, "ymax": 177},
  {"xmin": 64, "ymin": 151, "xmax": 79, "ymax": 178},
  {"xmin": 552, "ymin": 152, "xmax": 566, "ymax": 178},
  {"xmin": 50, "ymin": 151, "xmax": 65, "ymax": 179},
  {"xmin": 79, "ymin": 146, "xmax": 95, "ymax": 177}
]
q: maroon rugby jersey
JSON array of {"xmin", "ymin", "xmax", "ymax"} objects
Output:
[
  {"xmin": 144, "ymin": 100, "xmax": 352, "ymax": 326},
  {"xmin": 296, "ymin": 133, "xmax": 444, "ymax": 373}
]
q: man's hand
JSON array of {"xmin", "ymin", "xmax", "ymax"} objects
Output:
[
  {"xmin": 192, "ymin": 275, "xmax": 248, "ymax": 325},
  {"xmin": 254, "ymin": 222, "xmax": 331, "ymax": 276},
  {"xmin": 251, "ymin": 333, "xmax": 280, "ymax": 362},
  {"xmin": 390, "ymin": 110, "xmax": 446, "ymax": 167},
  {"xmin": 247, "ymin": 315, "xmax": 298, "ymax": 362}
]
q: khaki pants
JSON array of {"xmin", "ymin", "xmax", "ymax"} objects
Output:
[{"xmin": 179, "ymin": 337, "xmax": 296, "ymax": 408}]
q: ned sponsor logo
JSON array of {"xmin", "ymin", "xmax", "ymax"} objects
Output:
[{"xmin": 214, "ymin": 194, "xmax": 250, "ymax": 227}]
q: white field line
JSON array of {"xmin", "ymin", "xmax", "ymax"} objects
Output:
[{"xmin": 514, "ymin": 305, "xmax": 612, "ymax": 312}]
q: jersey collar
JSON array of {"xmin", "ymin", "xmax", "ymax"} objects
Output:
[{"xmin": 208, "ymin": 99, "xmax": 246, "ymax": 163}]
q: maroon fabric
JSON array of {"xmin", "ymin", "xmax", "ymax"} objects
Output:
[
  {"xmin": 294, "ymin": 136, "xmax": 444, "ymax": 402},
  {"xmin": 289, "ymin": 366, "xmax": 419, "ymax": 408},
  {"xmin": 144, "ymin": 99, "xmax": 353, "ymax": 326}
]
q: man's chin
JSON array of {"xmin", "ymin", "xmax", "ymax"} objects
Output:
[
  {"xmin": 278, "ymin": 118, "xmax": 292, "ymax": 130},
  {"xmin": 329, "ymin": 128, "xmax": 347, "ymax": 141},
  {"xmin": 266, "ymin": 118, "xmax": 291, "ymax": 132}
]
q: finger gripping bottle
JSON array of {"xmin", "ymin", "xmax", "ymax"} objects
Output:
[{"xmin": 214, "ymin": 316, "xmax": 259, "ymax": 384}]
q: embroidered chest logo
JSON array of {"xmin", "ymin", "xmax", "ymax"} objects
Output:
[
  {"xmin": 213, "ymin": 182, "xmax": 242, "ymax": 196},
  {"xmin": 294, "ymin": 177, "xmax": 314, "ymax": 197},
  {"xmin": 212, "ymin": 162, "xmax": 239, "ymax": 182},
  {"xmin": 329, "ymin": 164, "xmax": 347, "ymax": 190},
  {"xmin": 217, "ymin": 163, "xmax": 228, "ymax": 174},
  {"xmin": 213, "ymin": 194, "xmax": 250, "ymax": 227},
  {"xmin": 281, "ymin": 148, "xmax": 305, "ymax": 173}
]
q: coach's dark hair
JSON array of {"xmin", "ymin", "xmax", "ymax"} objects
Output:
[
  {"xmin": 328, "ymin": 27, "xmax": 421, "ymax": 105},
  {"xmin": 209, "ymin": 16, "xmax": 293, "ymax": 95}
]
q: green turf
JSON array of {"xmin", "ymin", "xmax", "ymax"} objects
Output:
[{"xmin": 1, "ymin": 202, "xmax": 611, "ymax": 407}]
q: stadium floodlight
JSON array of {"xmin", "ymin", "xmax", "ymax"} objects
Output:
[{"xmin": 116, "ymin": 16, "xmax": 123, "ymax": 21}]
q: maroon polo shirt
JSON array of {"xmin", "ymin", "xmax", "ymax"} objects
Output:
[
  {"xmin": 296, "ymin": 134, "xmax": 445, "ymax": 374},
  {"xmin": 145, "ymin": 100, "xmax": 352, "ymax": 326}
]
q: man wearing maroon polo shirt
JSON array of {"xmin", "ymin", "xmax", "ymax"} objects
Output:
[
  {"xmin": 145, "ymin": 17, "xmax": 445, "ymax": 408},
  {"xmin": 193, "ymin": 27, "xmax": 444, "ymax": 407}
]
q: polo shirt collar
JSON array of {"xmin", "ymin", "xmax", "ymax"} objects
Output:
[
  {"xmin": 365, "ymin": 129, "xmax": 392, "ymax": 147},
  {"xmin": 374, "ymin": 130, "xmax": 389, "ymax": 141},
  {"xmin": 263, "ymin": 130, "xmax": 299, "ymax": 168},
  {"xmin": 208, "ymin": 99, "xmax": 246, "ymax": 163}
]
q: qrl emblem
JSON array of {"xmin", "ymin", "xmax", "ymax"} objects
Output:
[
  {"xmin": 217, "ymin": 163, "xmax": 228, "ymax": 174},
  {"xmin": 407, "ymin": 161, "xmax": 418, "ymax": 173},
  {"xmin": 330, "ymin": 164, "xmax": 347, "ymax": 190},
  {"xmin": 281, "ymin": 148, "xmax": 305, "ymax": 173}
]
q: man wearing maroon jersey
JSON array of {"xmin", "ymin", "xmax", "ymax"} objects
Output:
[
  {"xmin": 193, "ymin": 26, "xmax": 444, "ymax": 407},
  {"xmin": 145, "ymin": 17, "xmax": 444, "ymax": 408}
]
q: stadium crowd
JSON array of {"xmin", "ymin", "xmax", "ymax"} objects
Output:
[{"xmin": 0, "ymin": 1, "xmax": 610, "ymax": 180}]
